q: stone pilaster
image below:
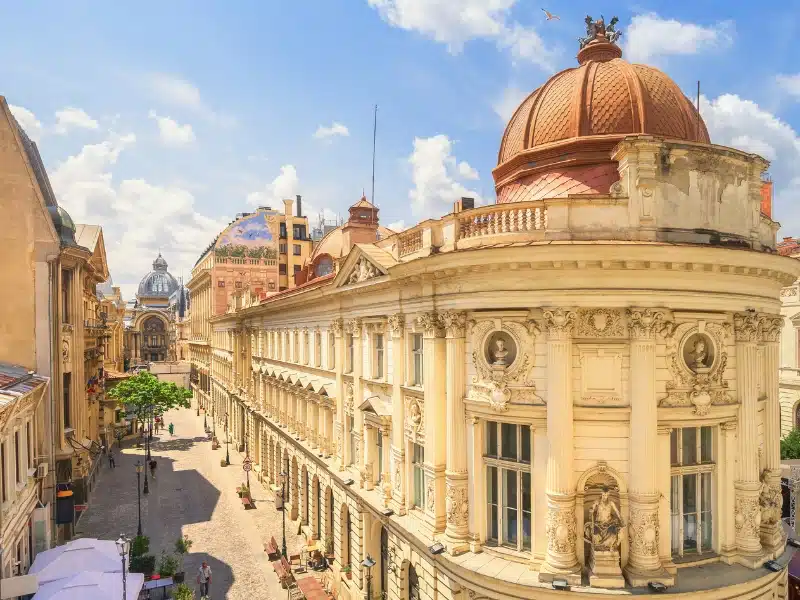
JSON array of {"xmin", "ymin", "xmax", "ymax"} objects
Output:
[
  {"xmin": 417, "ymin": 311, "xmax": 447, "ymax": 537},
  {"xmin": 719, "ymin": 421, "xmax": 738, "ymax": 562},
  {"xmin": 332, "ymin": 318, "xmax": 345, "ymax": 471},
  {"xmin": 389, "ymin": 313, "xmax": 407, "ymax": 515},
  {"xmin": 733, "ymin": 312, "xmax": 764, "ymax": 567},
  {"xmin": 539, "ymin": 308, "xmax": 581, "ymax": 585},
  {"xmin": 439, "ymin": 310, "xmax": 469, "ymax": 554},
  {"xmin": 362, "ymin": 423, "xmax": 374, "ymax": 491},
  {"xmin": 759, "ymin": 314, "xmax": 785, "ymax": 556},
  {"xmin": 625, "ymin": 309, "xmax": 673, "ymax": 586}
]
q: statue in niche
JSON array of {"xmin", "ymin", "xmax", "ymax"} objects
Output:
[
  {"xmin": 492, "ymin": 338, "xmax": 509, "ymax": 366},
  {"xmin": 682, "ymin": 332, "xmax": 714, "ymax": 373},
  {"xmin": 585, "ymin": 487, "xmax": 624, "ymax": 552},
  {"xmin": 408, "ymin": 400, "xmax": 422, "ymax": 430}
]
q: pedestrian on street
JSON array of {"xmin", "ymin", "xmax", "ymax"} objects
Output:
[
  {"xmin": 169, "ymin": 422, "xmax": 174, "ymax": 436},
  {"xmin": 108, "ymin": 452, "xmax": 115, "ymax": 469},
  {"xmin": 149, "ymin": 458, "xmax": 157, "ymax": 479},
  {"xmin": 197, "ymin": 560, "xmax": 212, "ymax": 598}
]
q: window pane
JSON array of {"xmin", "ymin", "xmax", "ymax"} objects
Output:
[
  {"xmin": 522, "ymin": 472, "xmax": 532, "ymax": 550},
  {"xmin": 670, "ymin": 429, "xmax": 678, "ymax": 466},
  {"xmin": 487, "ymin": 467, "xmax": 498, "ymax": 543},
  {"xmin": 682, "ymin": 428, "xmax": 697, "ymax": 465},
  {"xmin": 503, "ymin": 470, "xmax": 518, "ymax": 546},
  {"xmin": 683, "ymin": 513, "xmax": 698, "ymax": 553},
  {"xmin": 487, "ymin": 466, "xmax": 498, "ymax": 504},
  {"xmin": 501, "ymin": 424, "xmax": 517, "ymax": 460},
  {"xmin": 700, "ymin": 427, "xmax": 712, "ymax": 463},
  {"xmin": 700, "ymin": 472, "xmax": 712, "ymax": 513},
  {"xmin": 485, "ymin": 422, "xmax": 497, "ymax": 456},
  {"xmin": 521, "ymin": 426, "xmax": 531, "ymax": 463},
  {"xmin": 670, "ymin": 476, "xmax": 680, "ymax": 554},
  {"xmin": 682, "ymin": 473, "xmax": 697, "ymax": 514}
]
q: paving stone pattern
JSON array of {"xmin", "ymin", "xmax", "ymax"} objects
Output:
[{"xmin": 77, "ymin": 404, "xmax": 304, "ymax": 599}]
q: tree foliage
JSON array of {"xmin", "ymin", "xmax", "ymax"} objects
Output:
[
  {"xmin": 108, "ymin": 372, "xmax": 191, "ymax": 427},
  {"xmin": 781, "ymin": 428, "xmax": 800, "ymax": 460}
]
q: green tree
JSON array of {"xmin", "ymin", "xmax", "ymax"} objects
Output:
[
  {"xmin": 108, "ymin": 372, "xmax": 191, "ymax": 429},
  {"xmin": 782, "ymin": 428, "xmax": 800, "ymax": 460}
]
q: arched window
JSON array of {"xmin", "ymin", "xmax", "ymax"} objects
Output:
[
  {"xmin": 316, "ymin": 256, "xmax": 334, "ymax": 277},
  {"xmin": 345, "ymin": 510, "xmax": 352, "ymax": 568},
  {"xmin": 408, "ymin": 564, "xmax": 420, "ymax": 600}
]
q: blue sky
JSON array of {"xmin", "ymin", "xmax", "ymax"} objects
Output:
[{"xmin": 2, "ymin": 1, "xmax": 799, "ymax": 299}]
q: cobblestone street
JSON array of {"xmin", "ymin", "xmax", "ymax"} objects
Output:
[{"xmin": 77, "ymin": 401, "xmax": 304, "ymax": 599}]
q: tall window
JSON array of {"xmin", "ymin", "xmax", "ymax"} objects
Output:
[
  {"xmin": 349, "ymin": 416, "xmax": 357, "ymax": 466},
  {"xmin": 346, "ymin": 510, "xmax": 352, "ymax": 568},
  {"xmin": 60, "ymin": 270, "xmax": 71, "ymax": 324},
  {"xmin": 485, "ymin": 421, "xmax": 531, "ymax": 550},
  {"xmin": 328, "ymin": 331, "xmax": 336, "ymax": 370},
  {"xmin": 374, "ymin": 334, "xmax": 384, "ymax": 379},
  {"xmin": 26, "ymin": 422, "xmax": 32, "ymax": 470},
  {"xmin": 411, "ymin": 334, "xmax": 423, "ymax": 386},
  {"xmin": 412, "ymin": 443, "xmax": 425, "ymax": 509},
  {"xmin": 376, "ymin": 432, "xmax": 383, "ymax": 483},
  {"xmin": 346, "ymin": 334, "xmax": 354, "ymax": 373},
  {"xmin": 293, "ymin": 332, "xmax": 299, "ymax": 362},
  {"xmin": 14, "ymin": 431, "xmax": 21, "ymax": 484},
  {"xmin": 670, "ymin": 426, "xmax": 714, "ymax": 557},
  {"xmin": 408, "ymin": 564, "xmax": 420, "ymax": 600},
  {"xmin": 62, "ymin": 374, "xmax": 71, "ymax": 429},
  {"xmin": 293, "ymin": 244, "xmax": 302, "ymax": 256}
]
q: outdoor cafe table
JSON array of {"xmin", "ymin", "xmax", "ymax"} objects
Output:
[
  {"xmin": 296, "ymin": 575, "xmax": 328, "ymax": 600},
  {"xmin": 140, "ymin": 576, "xmax": 174, "ymax": 599}
]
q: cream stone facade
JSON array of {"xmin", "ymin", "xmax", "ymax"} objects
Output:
[
  {"xmin": 778, "ymin": 242, "xmax": 800, "ymax": 438},
  {"xmin": 191, "ymin": 22, "xmax": 797, "ymax": 600}
]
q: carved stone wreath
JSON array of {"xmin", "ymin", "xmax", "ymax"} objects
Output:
[
  {"xmin": 467, "ymin": 317, "xmax": 542, "ymax": 411},
  {"xmin": 574, "ymin": 308, "xmax": 625, "ymax": 338},
  {"xmin": 659, "ymin": 321, "xmax": 733, "ymax": 414}
]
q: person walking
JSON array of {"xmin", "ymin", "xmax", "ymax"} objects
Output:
[
  {"xmin": 197, "ymin": 560, "xmax": 212, "ymax": 598},
  {"xmin": 149, "ymin": 458, "xmax": 157, "ymax": 479},
  {"xmin": 168, "ymin": 422, "xmax": 174, "ymax": 436},
  {"xmin": 108, "ymin": 451, "xmax": 116, "ymax": 469}
]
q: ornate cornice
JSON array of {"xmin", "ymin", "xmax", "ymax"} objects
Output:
[
  {"xmin": 627, "ymin": 308, "xmax": 667, "ymax": 341},
  {"xmin": 542, "ymin": 308, "xmax": 576, "ymax": 340},
  {"xmin": 439, "ymin": 310, "xmax": 467, "ymax": 338}
]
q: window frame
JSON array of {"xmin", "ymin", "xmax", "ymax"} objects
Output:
[
  {"xmin": 348, "ymin": 416, "xmax": 357, "ymax": 466},
  {"xmin": 670, "ymin": 426, "xmax": 715, "ymax": 558},
  {"xmin": 483, "ymin": 421, "xmax": 532, "ymax": 552},
  {"xmin": 410, "ymin": 334, "xmax": 423, "ymax": 387},
  {"xmin": 373, "ymin": 333, "xmax": 385, "ymax": 380},
  {"xmin": 411, "ymin": 442, "xmax": 425, "ymax": 510},
  {"xmin": 328, "ymin": 330, "xmax": 336, "ymax": 370}
]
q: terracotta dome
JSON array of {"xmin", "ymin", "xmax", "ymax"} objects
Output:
[{"xmin": 494, "ymin": 26, "xmax": 710, "ymax": 201}]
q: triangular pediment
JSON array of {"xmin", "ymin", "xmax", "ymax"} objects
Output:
[{"xmin": 333, "ymin": 244, "xmax": 397, "ymax": 288}]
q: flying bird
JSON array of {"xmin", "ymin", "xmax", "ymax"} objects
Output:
[{"xmin": 542, "ymin": 8, "xmax": 560, "ymax": 20}]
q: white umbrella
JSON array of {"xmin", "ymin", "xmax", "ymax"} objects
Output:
[
  {"xmin": 33, "ymin": 571, "xmax": 144, "ymax": 600},
  {"xmin": 29, "ymin": 538, "xmax": 124, "ymax": 584}
]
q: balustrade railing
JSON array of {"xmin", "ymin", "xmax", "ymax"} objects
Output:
[
  {"xmin": 458, "ymin": 203, "xmax": 547, "ymax": 239},
  {"xmin": 398, "ymin": 229, "xmax": 423, "ymax": 257}
]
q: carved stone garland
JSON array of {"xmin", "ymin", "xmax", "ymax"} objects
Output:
[
  {"xmin": 466, "ymin": 316, "xmax": 542, "ymax": 412},
  {"xmin": 445, "ymin": 483, "xmax": 469, "ymax": 527},
  {"xmin": 659, "ymin": 320, "xmax": 734, "ymax": 415}
]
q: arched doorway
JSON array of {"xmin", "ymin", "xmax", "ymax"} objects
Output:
[
  {"xmin": 340, "ymin": 503, "xmax": 351, "ymax": 568},
  {"xmin": 408, "ymin": 564, "xmax": 420, "ymax": 600},
  {"xmin": 380, "ymin": 526, "xmax": 389, "ymax": 598},
  {"xmin": 141, "ymin": 316, "xmax": 168, "ymax": 362}
]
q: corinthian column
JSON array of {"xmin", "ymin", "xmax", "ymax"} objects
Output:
[
  {"xmin": 331, "ymin": 318, "xmax": 345, "ymax": 471},
  {"xmin": 539, "ymin": 308, "xmax": 581, "ymax": 585},
  {"xmin": 624, "ymin": 309, "xmax": 673, "ymax": 587},
  {"xmin": 732, "ymin": 313, "xmax": 764, "ymax": 567},
  {"xmin": 440, "ymin": 310, "xmax": 469, "ymax": 555},
  {"xmin": 388, "ymin": 314, "xmax": 407, "ymax": 515},
  {"xmin": 760, "ymin": 314, "xmax": 785, "ymax": 556}
]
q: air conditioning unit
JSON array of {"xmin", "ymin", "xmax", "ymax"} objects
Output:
[{"xmin": 36, "ymin": 462, "xmax": 48, "ymax": 479}]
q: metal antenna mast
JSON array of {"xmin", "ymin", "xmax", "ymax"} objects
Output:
[{"xmin": 371, "ymin": 104, "xmax": 378, "ymax": 209}]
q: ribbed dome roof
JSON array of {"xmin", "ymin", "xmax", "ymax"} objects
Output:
[
  {"xmin": 137, "ymin": 253, "xmax": 179, "ymax": 298},
  {"xmin": 497, "ymin": 34, "xmax": 709, "ymax": 169}
]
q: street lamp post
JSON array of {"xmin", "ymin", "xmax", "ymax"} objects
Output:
[
  {"xmin": 135, "ymin": 461, "xmax": 143, "ymax": 537},
  {"xmin": 281, "ymin": 455, "xmax": 289, "ymax": 559},
  {"xmin": 362, "ymin": 555, "xmax": 376, "ymax": 600},
  {"xmin": 212, "ymin": 402, "xmax": 216, "ymax": 437},
  {"xmin": 116, "ymin": 534, "xmax": 131, "ymax": 600},
  {"xmin": 203, "ymin": 410, "xmax": 208, "ymax": 431},
  {"xmin": 225, "ymin": 413, "xmax": 230, "ymax": 466}
]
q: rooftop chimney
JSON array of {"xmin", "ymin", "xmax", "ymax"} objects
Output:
[
  {"xmin": 761, "ymin": 180, "xmax": 773, "ymax": 219},
  {"xmin": 296, "ymin": 194, "xmax": 302, "ymax": 218},
  {"xmin": 454, "ymin": 197, "xmax": 475, "ymax": 213}
]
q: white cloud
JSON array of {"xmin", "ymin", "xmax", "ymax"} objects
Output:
[
  {"xmin": 700, "ymin": 93, "xmax": 800, "ymax": 233},
  {"xmin": 54, "ymin": 107, "xmax": 99, "ymax": 134},
  {"xmin": 367, "ymin": 0, "xmax": 554, "ymax": 69},
  {"xmin": 458, "ymin": 160, "xmax": 479, "ymax": 180},
  {"xmin": 246, "ymin": 165, "xmax": 300, "ymax": 208},
  {"xmin": 624, "ymin": 13, "xmax": 733, "ymax": 63},
  {"xmin": 386, "ymin": 220, "xmax": 406, "ymax": 232},
  {"xmin": 776, "ymin": 74, "xmax": 800, "ymax": 99},
  {"xmin": 9, "ymin": 104, "xmax": 43, "ymax": 142},
  {"xmin": 492, "ymin": 86, "xmax": 526, "ymax": 121},
  {"xmin": 49, "ymin": 132, "xmax": 228, "ymax": 292},
  {"xmin": 407, "ymin": 134, "xmax": 482, "ymax": 219},
  {"xmin": 144, "ymin": 73, "xmax": 235, "ymax": 127},
  {"xmin": 148, "ymin": 110, "xmax": 196, "ymax": 146},
  {"xmin": 313, "ymin": 122, "xmax": 350, "ymax": 140}
]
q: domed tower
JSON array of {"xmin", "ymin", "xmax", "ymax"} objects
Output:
[{"xmin": 136, "ymin": 253, "xmax": 180, "ymax": 308}]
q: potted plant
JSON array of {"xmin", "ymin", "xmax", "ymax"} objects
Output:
[
  {"xmin": 130, "ymin": 554, "xmax": 156, "ymax": 577},
  {"xmin": 130, "ymin": 534, "xmax": 150, "ymax": 559},
  {"xmin": 220, "ymin": 458, "xmax": 227, "ymax": 467},
  {"xmin": 173, "ymin": 534, "xmax": 193, "ymax": 583},
  {"xmin": 157, "ymin": 551, "xmax": 179, "ymax": 578},
  {"xmin": 172, "ymin": 583, "xmax": 194, "ymax": 600},
  {"xmin": 342, "ymin": 564, "xmax": 352, "ymax": 580}
]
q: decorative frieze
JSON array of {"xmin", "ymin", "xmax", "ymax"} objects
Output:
[
  {"xmin": 445, "ymin": 483, "xmax": 469, "ymax": 527},
  {"xmin": 575, "ymin": 308, "xmax": 625, "ymax": 338},
  {"xmin": 734, "ymin": 495, "xmax": 761, "ymax": 540},
  {"xmin": 543, "ymin": 308, "xmax": 577, "ymax": 340}
]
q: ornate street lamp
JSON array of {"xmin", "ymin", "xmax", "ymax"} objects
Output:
[
  {"xmin": 225, "ymin": 413, "xmax": 230, "ymax": 466},
  {"xmin": 115, "ymin": 534, "xmax": 131, "ymax": 600},
  {"xmin": 135, "ymin": 461, "xmax": 143, "ymax": 537},
  {"xmin": 362, "ymin": 555, "xmax": 376, "ymax": 600}
]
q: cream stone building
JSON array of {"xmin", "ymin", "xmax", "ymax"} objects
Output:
[
  {"xmin": 777, "ymin": 239, "xmax": 800, "ymax": 438},
  {"xmin": 192, "ymin": 22, "xmax": 799, "ymax": 600}
]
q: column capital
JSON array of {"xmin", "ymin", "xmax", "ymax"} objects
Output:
[
  {"xmin": 387, "ymin": 313, "xmax": 405, "ymax": 338},
  {"xmin": 330, "ymin": 318, "xmax": 344, "ymax": 337},
  {"xmin": 758, "ymin": 314, "xmax": 783, "ymax": 343},
  {"xmin": 733, "ymin": 312, "xmax": 761, "ymax": 343},
  {"xmin": 440, "ymin": 310, "xmax": 467, "ymax": 338},
  {"xmin": 627, "ymin": 308, "xmax": 669, "ymax": 341},
  {"xmin": 416, "ymin": 311, "xmax": 444, "ymax": 338},
  {"xmin": 542, "ymin": 308, "xmax": 577, "ymax": 340},
  {"xmin": 346, "ymin": 318, "xmax": 363, "ymax": 338}
]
